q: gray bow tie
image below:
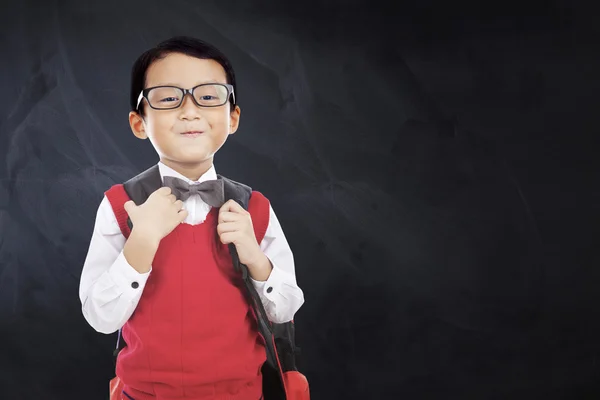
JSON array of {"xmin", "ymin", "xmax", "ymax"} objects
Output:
[{"xmin": 163, "ymin": 176, "xmax": 225, "ymax": 207}]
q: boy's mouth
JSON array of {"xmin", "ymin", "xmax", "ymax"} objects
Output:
[{"xmin": 180, "ymin": 131, "xmax": 204, "ymax": 137}]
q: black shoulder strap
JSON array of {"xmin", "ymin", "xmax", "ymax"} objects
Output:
[
  {"xmin": 218, "ymin": 174, "xmax": 252, "ymax": 209},
  {"xmin": 218, "ymin": 175, "xmax": 280, "ymax": 371},
  {"xmin": 122, "ymin": 164, "xmax": 163, "ymax": 231}
]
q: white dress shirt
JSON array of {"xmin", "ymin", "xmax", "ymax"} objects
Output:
[{"xmin": 79, "ymin": 162, "xmax": 304, "ymax": 334}]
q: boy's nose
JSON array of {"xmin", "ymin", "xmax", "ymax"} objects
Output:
[{"xmin": 179, "ymin": 94, "xmax": 202, "ymax": 119}]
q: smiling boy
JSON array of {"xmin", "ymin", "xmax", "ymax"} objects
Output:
[{"xmin": 79, "ymin": 36, "xmax": 305, "ymax": 400}]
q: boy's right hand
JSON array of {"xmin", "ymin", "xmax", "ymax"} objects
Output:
[{"xmin": 124, "ymin": 186, "xmax": 188, "ymax": 242}]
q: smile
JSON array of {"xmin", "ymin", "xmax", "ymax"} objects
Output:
[{"xmin": 180, "ymin": 131, "xmax": 204, "ymax": 137}]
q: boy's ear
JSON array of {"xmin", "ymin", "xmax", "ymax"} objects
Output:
[
  {"xmin": 129, "ymin": 111, "xmax": 148, "ymax": 139},
  {"xmin": 229, "ymin": 105, "xmax": 241, "ymax": 135}
]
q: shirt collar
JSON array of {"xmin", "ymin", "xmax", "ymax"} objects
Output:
[{"xmin": 157, "ymin": 161, "xmax": 218, "ymax": 185}]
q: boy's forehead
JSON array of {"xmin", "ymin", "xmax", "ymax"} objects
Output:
[{"xmin": 145, "ymin": 53, "xmax": 227, "ymax": 87}]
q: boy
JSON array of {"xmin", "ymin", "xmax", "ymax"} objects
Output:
[{"xmin": 79, "ymin": 36, "xmax": 305, "ymax": 400}]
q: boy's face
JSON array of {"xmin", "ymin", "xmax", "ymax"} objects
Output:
[{"xmin": 129, "ymin": 52, "xmax": 240, "ymax": 170}]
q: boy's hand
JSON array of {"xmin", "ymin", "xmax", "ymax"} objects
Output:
[
  {"xmin": 217, "ymin": 200, "xmax": 272, "ymax": 280},
  {"xmin": 124, "ymin": 186, "xmax": 188, "ymax": 243}
]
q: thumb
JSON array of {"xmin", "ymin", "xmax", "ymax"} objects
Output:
[{"xmin": 124, "ymin": 200, "xmax": 136, "ymax": 214}]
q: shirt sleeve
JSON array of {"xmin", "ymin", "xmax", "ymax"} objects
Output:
[
  {"xmin": 79, "ymin": 196, "xmax": 152, "ymax": 334},
  {"xmin": 251, "ymin": 204, "xmax": 305, "ymax": 323}
]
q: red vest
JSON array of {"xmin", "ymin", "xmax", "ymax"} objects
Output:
[{"xmin": 105, "ymin": 184, "xmax": 270, "ymax": 400}]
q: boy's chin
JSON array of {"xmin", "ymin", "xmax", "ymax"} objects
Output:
[{"xmin": 167, "ymin": 153, "xmax": 214, "ymax": 165}]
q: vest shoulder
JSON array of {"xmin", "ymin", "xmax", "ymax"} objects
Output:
[
  {"xmin": 104, "ymin": 183, "xmax": 125, "ymax": 195},
  {"xmin": 250, "ymin": 190, "xmax": 269, "ymax": 202}
]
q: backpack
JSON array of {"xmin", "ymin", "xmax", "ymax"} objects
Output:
[{"xmin": 107, "ymin": 165, "xmax": 309, "ymax": 400}]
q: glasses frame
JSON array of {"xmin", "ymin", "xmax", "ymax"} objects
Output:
[{"xmin": 136, "ymin": 83, "xmax": 235, "ymax": 111}]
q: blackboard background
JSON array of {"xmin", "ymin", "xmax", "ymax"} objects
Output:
[{"xmin": 0, "ymin": 0, "xmax": 598, "ymax": 398}]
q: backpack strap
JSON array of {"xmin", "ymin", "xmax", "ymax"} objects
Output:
[
  {"xmin": 123, "ymin": 165, "xmax": 163, "ymax": 231},
  {"xmin": 218, "ymin": 177, "xmax": 283, "ymax": 376}
]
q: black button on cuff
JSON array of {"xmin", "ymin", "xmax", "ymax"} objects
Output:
[
  {"xmin": 266, "ymin": 287, "xmax": 273, "ymax": 294},
  {"xmin": 131, "ymin": 281, "xmax": 139, "ymax": 289}
]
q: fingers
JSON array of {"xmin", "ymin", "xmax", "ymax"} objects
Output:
[
  {"xmin": 157, "ymin": 186, "xmax": 172, "ymax": 195},
  {"xmin": 219, "ymin": 232, "xmax": 235, "ymax": 245},
  {"xmin": 175, "ymin": 198, "xmax": 186, "ymax": 222},
  {"xmin": 218, "ymin": 211, "xmax": 243, "ymax": 224},
  {"xmin": 217, "ymin": 221, "xmax": 241, "ymax": 235},
  {"xmin": 177, "ymin": 208, "xmax": 189, "ymax": 222},
  {"xmin": 218, "ymin": 201, "xmax": 248, "ymax": 226},
  {"xmin": 219, "ymin": 199, "xmax": 247, "ymax": 214},
  {"xmin": 172, "ymin": 200, "xmax": 184, "ymax": 216},
  {"xmin": 124, "ymin": 200, "xmax": 136, "ymax": 214}
]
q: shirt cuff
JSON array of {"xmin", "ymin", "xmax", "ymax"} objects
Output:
[
  {"xmin": 107, "ymin": 251, "xmax": 152, "ymax": 302},
  {"xmin": 250, "ymin": 256, "xmax": 283, "ymax": 303}
]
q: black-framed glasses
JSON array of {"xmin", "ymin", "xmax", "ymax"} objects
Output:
[{"xmin": 136, "ymin": 83, "xmax": 235, "ymax": 110}]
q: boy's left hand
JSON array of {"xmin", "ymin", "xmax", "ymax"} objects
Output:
[{"xmin": 217, "ymin": 200, "xmax": 272, "ymax": 279}]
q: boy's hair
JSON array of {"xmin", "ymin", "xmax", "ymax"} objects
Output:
[{"xmin": 130, "ymin": 36, "xmax": 237, "ymax": 115}]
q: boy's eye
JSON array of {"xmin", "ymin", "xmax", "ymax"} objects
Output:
[
  {"xmin": 160, "ymin": 97, "xmax": 180, "ymax": 103},
  {"xmin": 195, "ymin": 84, "xmax": 227, "ymax": 104}
]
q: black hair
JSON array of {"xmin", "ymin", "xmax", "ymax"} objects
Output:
[{"xmin": 130, "ymin": 36, "xmax": 237, "ymax": 114}]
